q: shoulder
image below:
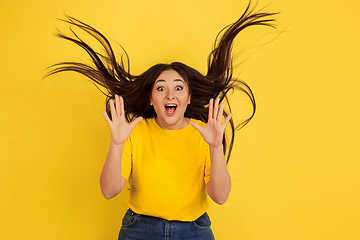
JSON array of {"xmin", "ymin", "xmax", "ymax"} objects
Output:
[
  {"xmin": 131, "ymin": 117, "xmax": 162, "ymax": 133},
  {"xmin": 130, "ymin": 118, "xmax": 151, "ymax": 135},
  {"xmin": 189, "ymin": 118, "xmax": 206, "ymax": 127}
]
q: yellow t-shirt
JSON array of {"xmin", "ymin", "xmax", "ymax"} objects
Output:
[{"xmin": 121, "ymin": 118, "xmax": 211, "ymax": 221}]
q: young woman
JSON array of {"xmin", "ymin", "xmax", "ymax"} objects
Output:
[{"xmin": 46, "ymin": 1, "xmax": 277, "ymax": 239}]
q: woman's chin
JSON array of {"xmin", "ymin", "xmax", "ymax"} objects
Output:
[{"xmin": 156, "ymin": 115, "xmax": 185, "ymax": 130}]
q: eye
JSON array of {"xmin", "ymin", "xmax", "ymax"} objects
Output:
[
  {"xmin": 175, "ymin": 86, "xmax": 183, "ymax": 91},
  {"xmin": 157, "ymin": 86, "xmax": 165, "ymax": 91}
]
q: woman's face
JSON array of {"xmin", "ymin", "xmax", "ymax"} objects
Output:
[{"xmin": 150, "ymin": 69, "xmax": 191, "ymax": 130}]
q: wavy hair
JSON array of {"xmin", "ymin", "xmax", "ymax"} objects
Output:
[{"xmin": 45, "ymin": 1, "xmax": 278, "ymax": 163}]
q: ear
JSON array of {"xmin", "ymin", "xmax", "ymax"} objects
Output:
[
  {"xmin": 187, "ymin": 94, "xmax": 191, "ymax": 104},
  {"xmin": 150, "ymin": 95, "xmax": 153, "ymax": 105}
]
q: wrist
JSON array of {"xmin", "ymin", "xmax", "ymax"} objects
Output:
[
  {"xmin": 209, "ymin": 144, "xmax": 224, "ymax": 153},
  {"xmin": 209, "ymin": 141, "xmax": 223, "ymax": 148},
  {"xmin": 110, "ymin": 141, "xmax": 125, "ymax": 147}
]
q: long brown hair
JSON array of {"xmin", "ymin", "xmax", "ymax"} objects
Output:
[{"xmin": 45, "ymin": 1, "xmax": 278, "ymax": 163}]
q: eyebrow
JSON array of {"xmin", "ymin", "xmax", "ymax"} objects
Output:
[{"xmin": 155, "ymin": 79, "xmax": 184, "ymax": 84}]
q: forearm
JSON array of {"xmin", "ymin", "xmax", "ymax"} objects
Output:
[
  {"xmin": 207, "ymin": 145, "xmax": 231, "ymax": 205},
  {"xmin": 100, "ymin": 142, "xmax": 126, "ymax": 199}
]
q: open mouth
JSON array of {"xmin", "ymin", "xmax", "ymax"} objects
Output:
[{"xmin": 165, "ymin": 104, "xmax": 178, "ymax": 115}]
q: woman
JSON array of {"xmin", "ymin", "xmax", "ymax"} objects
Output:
[{"xmin": 46, "ymin": 1, "xmax": 277, "ymax": 239}]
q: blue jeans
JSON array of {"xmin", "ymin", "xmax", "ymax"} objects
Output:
[{"xmin": 118, "ymin": 208, "xmax": 215, "ymax": 240}]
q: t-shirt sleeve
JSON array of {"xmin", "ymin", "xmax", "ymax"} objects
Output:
[
  {"xmin": 204, "ymin": 144, "xmax": 211, "ymax": 184},
  {"xmin": 121, "ymin": 137, "xmax": 132, "ymax": 180}
]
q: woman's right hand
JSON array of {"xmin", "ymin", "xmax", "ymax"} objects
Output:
[{"xmin": 102, "ymin": 95, "xmax": 143, "ymax": 145}]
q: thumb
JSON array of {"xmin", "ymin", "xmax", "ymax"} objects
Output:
[
  {"xmin": 102, "ymin": 110, "xmax": 112, "ymax": 126},
  {"xmin": 189, "ymin": 120, "xmax": 203, "ymax": 134},
  {"xmin": 129, "ymin": 116, "xmax": 143, "ymax": 128}
]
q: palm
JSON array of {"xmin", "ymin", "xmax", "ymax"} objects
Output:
[
  {"xmin": 102, "ymin": 95, "xmax": 142, "ymax": 145},
  {"xmin": 189, "ymin": 98, "xmax": 231, "ymax": 148}
]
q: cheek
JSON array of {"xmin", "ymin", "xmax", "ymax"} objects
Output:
[
  {"xmin": 179, "ymin": 92, "xmax": 191, "ymax": 104},
  {"xmin": 150, "ymin": 93, "xmax": 162, "ymax": 106},
  {"xmin": 150, "ymin": 90, "xmax": 158, "ymax": 104}
]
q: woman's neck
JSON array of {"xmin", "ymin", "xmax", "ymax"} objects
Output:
[{"xmin": 155, "ymin": 117, "xmax": 189, "ymax": 130}]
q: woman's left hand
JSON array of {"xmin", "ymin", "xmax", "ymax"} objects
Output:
[{"xmin": 189, "ymin": 98, "xmax": 232, "ymax": 148}]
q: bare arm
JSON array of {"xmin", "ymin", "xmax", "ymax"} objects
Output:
[
  {"xmin": 100, "ymin": 142, "xmax": 127, "ymax": 199},
  {"xmin": 189, "ymin": 98, "xmax": 232, "ymax": 205},
  {"xmin": 207, "ymin": 145, "xmax": 231, "ymax": 205},
  {"xmin": 100, "ymin": 95, "xmax": 142, "ymax": 199}
]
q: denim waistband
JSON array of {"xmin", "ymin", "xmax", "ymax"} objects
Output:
[{"xmin": 118, "ymin": 208, "xmax": 215, "ymax": 240}]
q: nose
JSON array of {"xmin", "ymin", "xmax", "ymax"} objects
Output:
[{"xmin": 166, "ymin": 90, "xmax": 175, "ymax": 100}]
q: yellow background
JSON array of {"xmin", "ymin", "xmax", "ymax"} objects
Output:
[{"xmin": 1, "ymin": 0, "xmax": 359, "ymax": 239}]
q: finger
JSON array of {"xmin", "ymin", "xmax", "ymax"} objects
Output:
[
  {"xmin": 217, "ymin": 102, "xmax": 225, "ymax": 122},
  {"xmin": 109, "ymin": 99, "xmax": 116, "ymax": 120},
  {"xmin": 208, "ymin": 98, "xmax": 214, "ymax": 120},
  {"xmin": 129, "ymin": 116, "xmax": 143, "ymax": 129},
  {"xmin": 115, "ymin": 94, "xmax": 121, "ymax": 116},
  {"xmin": 119, "ymin": 95, "xmax": 125, "ymax": 116},
  {"xmin": 189, "ymin": 120, "xmax": 203, "ymax": 134},
  {"xmin": 221, "ymin": 113, "xmax": 232, "ymax": 128},
  {"xmin": 213, "ymin": 98, "xmax": 220, "ymax": 121},
  {"xmin": 102, "ymin": 110, "xmax": 111, "ymax": 125}
]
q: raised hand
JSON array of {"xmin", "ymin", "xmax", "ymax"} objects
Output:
[
  {"xmin": 189, "ymin": 98, "xmax": 232, "ymax": 148},
  {"xmin": 102, "ymin": 95, "xmax": 143, "ymax": 145}
]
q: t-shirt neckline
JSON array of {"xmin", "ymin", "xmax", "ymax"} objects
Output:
[{"xmin": 151, "ymin": 117, "xmax": 193, "ymax": 133}]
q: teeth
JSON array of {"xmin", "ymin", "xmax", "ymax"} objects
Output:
[{"xmin": 166, "ymin": 104, "xmax": 177, "ymax": 107}]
